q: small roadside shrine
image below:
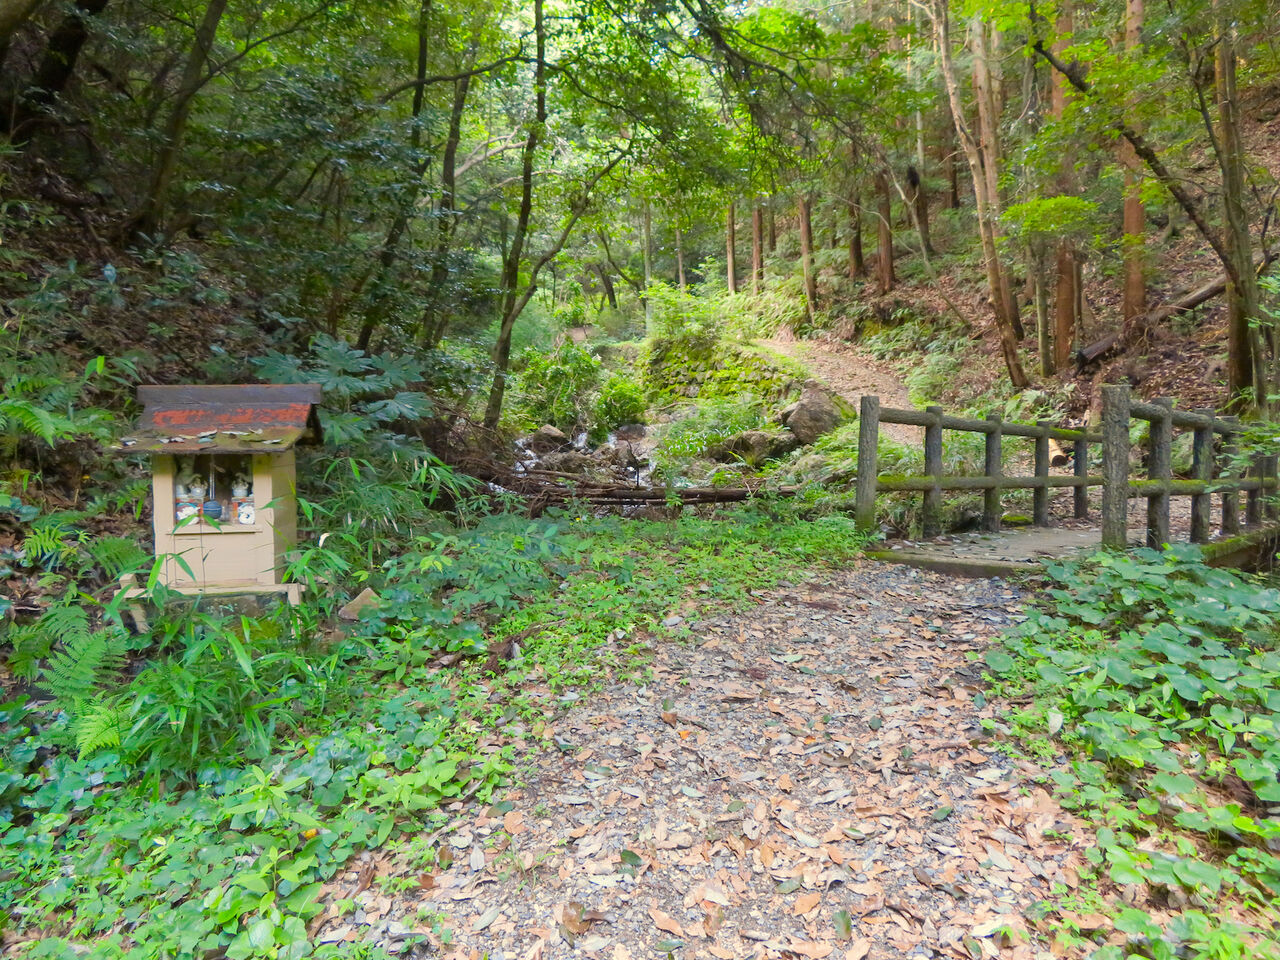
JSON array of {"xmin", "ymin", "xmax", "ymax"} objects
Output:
[{"xmin": 115, "ymin": 384, "xmax": 323, "ymax": 607}]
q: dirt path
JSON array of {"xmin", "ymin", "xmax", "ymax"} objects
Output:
[
  {"xmin": 758, "ymin": 338, "xmax": 920, "ymax": 445},
  {"xmin": 323, "ymin": 565, "xmax": 1090, "ymax": 960}
]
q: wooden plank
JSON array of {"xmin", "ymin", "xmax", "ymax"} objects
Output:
[
  {"xmin": 923, "ymin": 406, "xmax": 943, "ymax": 537},
  {"xmin": 983, "ymin": 414, "xmax": 1002, "ymax": 532},
  {"xmin": 1034, "ymin": 421, "xmax": 1050, "ymax": 525},
  {"xmin": 855, "ymin": 395, "xmax": 880, "ymax": 532},
  {"xmin": 1101, "ymin": 385, "xmax": 1130, "ymax": 549},
  {"xmin": 1147, "ymin": 399, "xmax": 1172, "ymax": 547},
  {"xmin": 877, "ymin": 475, "xmax": 1102, "ymax": 492},
  {"xmin": 1190, "ymin": 408, "xmax": 1214, "ymax": 543}
]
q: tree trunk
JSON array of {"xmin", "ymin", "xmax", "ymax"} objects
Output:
[
  {"xmin": 128, "ymin": 0, "xmax": 228, "ymax": 239},
  {"xmin": 10, "ymin": 0, "xmax": 109, "ymax": 136},
  {"xmin": 421, "ymin": 71, "xmax": 472, "ymax": 347},
  {"xmin": 642, "ymin": 197, "xmax": 652, "ymax": 323},
  {"xmin": 484, "ymin": 0, "xmax": 546, "ymax": 429},
  {"xmin": 947, "ymin": 125, "xmax": 961, "ymax": 208},
  {"xmin": 767, "ymin": 200, "xmax": 776, "ymax": 254},
  {"xmin": 1034, "ymin": 245, "xmax": 1053, "ymax": 375},
  {"xmin": 725, "ymin": 202, "xmax": 738, "ymax": 293},
  {"xmin": 675, "ymin": 224, "xmax": 687, "ymax": 293},
  {"xmin": 907, "ymin": 165, "xmax": 934, "ymax": 256},
  {"xmin": 798, "ymin": 193, "xmax": 817, "ymax": 320},
  {"xmin": 1050, "ymin": 2, "xmax": 1079, "ymax": 370},
  {"xmin": 355, "ymin": 0, "xmax": 437, "ymax": 351},
  {"xmin": 970, "ymin": 17, "xmax": 1022, "ymax": 339},
  {"xmin": 932, "ymin": 0, "xmax": 1029, "ymax": 390},
  {"xmin": 751, "ymin": 201, "xmax": 763, "ymax": 293},
  {"xmin": 1215, "ymin": 3, "xmax": 1263, "ymax": 406},
  {"xmin": 875, "ymin": 171, "xmax": 894, "ymax": 294},
  {"xmin": 848, "ymin": 193, "xmax": 864, "ymax": 278},
  {"xmin": 597, "ymin": 264, "xmax": 617, "ymax": 310},
  {"xmin": 1120, "ymin": 0, "xmax": 1146, "ymax": 323}
]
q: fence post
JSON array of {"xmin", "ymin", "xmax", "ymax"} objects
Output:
[
  {"xmin": 1073, "ymin": 434, "xmax": 1089, "ymax": 519},
  {"xmin": 1190, "ymin": 408, "xmax": 1214, "ymax": 543},
  {"xmin": 1147, "ymin": 398, "xmax": 1173, "ymax": 548},
  {"xmin": 855, "ymin": 395, "xmax": 880, "ymax": 533},
  {"xmin": 983, "ymin": 414, "xmax": 1002, "ymax": 532},
  {"xmin": 1247, "ymin": 452, "xmax": 1263, "ymax": 527},
  {"xmin": 923, "ymin": 405, "xmax": 943, "ymax": 538},
  {"xmin": 1034, "ymin": 421, "xmax": 1050, "ymax": 526},
  {"xmin": 1222, "ymin": 415, "xmax": 1241, "ymax": 535},
  {"xmin": 1267, "ymin": 456, "xmax": 1279, "ymax": 522},
  {"xmin": 1101, "ymin": 385, "xmax": 1130, "ymax": 549}
]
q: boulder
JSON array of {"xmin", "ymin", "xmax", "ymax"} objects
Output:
[
  {"xmin": 706, "ymin": 430, "xmax": 801, "ymax": 467},
  {"xmin": 778, "ymin": 380, "xmax": 852, "ymax": 444},
  {"xmin": 527, "ymin": 424, "xmax": 568, "ymax": 453},
  {"xmin": 614, "ymin": 423, "xmax": 646, "ymax": 441},
  {"xmin": 338, "ymin": 587, "xmax": 381, "ymax": 621}
]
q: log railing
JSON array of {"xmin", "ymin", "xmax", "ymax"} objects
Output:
[
  {"xmin": 854, "ymin": 385, "xmax": 1278, "ymax": 549},
  {"xmin": 854, "ymin": 396, "xmax": 1103, "ymax": 538},
  {"xmin": 1098, "ymin": 384, "xmax": 1277, "ymax": 548}
]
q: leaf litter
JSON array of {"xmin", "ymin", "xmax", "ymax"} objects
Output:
[{"xmin": 320, "ymin": 562, "xmax": 1094, "ymax": 959}]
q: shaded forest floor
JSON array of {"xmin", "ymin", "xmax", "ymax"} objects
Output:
[{"xmin": 321, "ymin": 564, "xmax": 1094, "ymax": 960}]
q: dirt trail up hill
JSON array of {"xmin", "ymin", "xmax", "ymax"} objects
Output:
[
  {"xmin": 317, "ymin": 564, "xmax": 1092, "ymax": 960},
  {"xmin": 759, "ymin": 339, "xmax": 921, "ymax": 446}
]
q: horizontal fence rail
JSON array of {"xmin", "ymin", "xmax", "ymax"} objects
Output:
[{"xmin": 854, "ymin": 386, "xmax": 1279, "ymax": 550}]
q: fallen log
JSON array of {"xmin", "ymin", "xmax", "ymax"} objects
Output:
[{"xmin": 1075, "ymin": 251, "xmax": 1277, "ymax": 370}]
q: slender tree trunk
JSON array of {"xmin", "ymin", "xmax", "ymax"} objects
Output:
[
  {"xmin": 875, "ymin": 171, "xmax": 894, "ymax": 294},
  {"xmin": 355, "ymin": 0, "xmax": 438, "ymax": 351},
  {"xmin": 597, "ymin": 264, "xmax": 617, "ymax": 310},
  {"xmin": 10, "ymin": 0, "xmax": 109, "ymax": 136},
  {"xmin": 484, "ymin": 0, "xmax": 546, "ymax": 429},
  {"xmin": 848, "ymin": 193, "xmax": 864, "ymax": 278},
  {"xmin": 751, "ymin": 202, "xmax": 763, "ymax": 294},
  {"xmin": 931, "ymin": 0, "xmax": 1029, "ymax": 390},
  {"xmin": 725, "ymin": 202, "xmax": 738, "ymax": 293},
  {"xmin": 421, "ymin": 72, "xmax": 472, "ymax": 347},
  {"xmin": 642, "ymin": 197, "xmax": 652, "ymax": 322},
  {"xmin": 908, "ymin": 165, "xmax": 934, "ymax": 255},
  {"xmin": 1214, "ymin": 2, "xmax": 1263, "ymax": 405},
  {"xmin": 971, "ymin": 17, "xmax": 1022, "ymax": 339},
  {"xmin": 130, "ymin": 0, "xmax": 228, "ymax": 238},
  {"xmin": 798, "ymin": 193, "xmax": 817, "ymax": 322},
  {"xmin": 675, "ymin": 224, "xmax": 687, "ymax": 293},
  {"xmin": 767, "ymin": 200, "xmax": 777, "ymax": 254},
  {"xmin": 948, "ymin": 136, "xmax": 961, "ymax": 209},
  {"xmin": 1034, "ymin": 244, "xmax": 1053, "ymax": 375},
  {"xmin": 1050, "ymin": 2, "xmax": 1079, "ymax": 370},
  {"xmin": 1121, "ymin": 0, "xmax": 1146, "ymax": 323}
]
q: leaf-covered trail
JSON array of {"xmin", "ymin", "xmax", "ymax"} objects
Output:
[
  {"xmin": 758, "ymin": 338, "xmax": 921, "ymax": 446},
  {"xmin": 326, "ymin": 564, "xmax": 1090, "ymax": 959}
]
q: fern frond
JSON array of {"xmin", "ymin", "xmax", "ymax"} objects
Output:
[
  {"xmin": 72, "ymin": 697, "xmax": 127, "ymax": 758},
  {"xmin": 3, "ymin": 623, "xmax": 54, "ymax": 681},
  {"xmin": 87, "ymin": 536, "xmax": 148, "ymax": 579},
  {"xmin": 40, "ymin": 624, "xmax": 127, "ymax": 703}
]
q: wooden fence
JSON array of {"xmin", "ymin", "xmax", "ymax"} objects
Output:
[{"xmin": 853, "ymin": 385, "xmax": 1278, "ymax": 549}]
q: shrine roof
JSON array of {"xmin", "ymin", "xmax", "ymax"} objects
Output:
[{"xmin": 117, "ymin": 384, "xmax": 324, "ymax": 454}]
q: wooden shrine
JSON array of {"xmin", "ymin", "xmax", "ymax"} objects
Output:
[{"xmin": 115, "ymin": 384, "xmax": 323, "ymax": 606}]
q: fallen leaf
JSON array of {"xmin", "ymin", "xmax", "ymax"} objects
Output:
[
  {"xmin": 648, "ymin": 906, "xmax": 684, "ymax": 937},
  {"xmin": 795, "ymin": 891, "xmax": 822, "ymax": 916},
  {"xmin": 473, "ymin": 905, "xmax": 500, "ymax": 931},
  {"xmin": 846, "ymin": 938, "xmax": 871, "ymax": 960}
]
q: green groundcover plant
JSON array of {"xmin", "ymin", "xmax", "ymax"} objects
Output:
[{"xmin": 986, "ymin": 547, "xmax": 1280, "ymax": 959}]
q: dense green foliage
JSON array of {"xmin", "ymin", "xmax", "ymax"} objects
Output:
[{"xmin": 989, "ymin": 549, "xmax": 1280, "ymax": 957}]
